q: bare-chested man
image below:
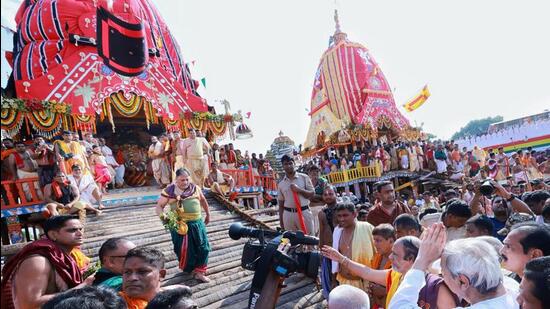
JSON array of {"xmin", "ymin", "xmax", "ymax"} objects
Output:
[
  {"xmin": 0, "ymin": 215, "xmax": 94, "ymax": 309},
  {"xmin": 331, "ymin": 203, "xmax": 376, "ymax": 292},
  {"xmin": 7, "ymin": 141, "xmax": 42, "ymax": 200},
  {"xmin": 317, "ymin": 185, "xmax": 338, "ymax": 298}
]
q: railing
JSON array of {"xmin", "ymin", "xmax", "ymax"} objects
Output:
[
  {"xmin": 324, "ymin": 164, "xmax": 382, "ymax": 185},
  {"xmin": 220, "ymin": 168, "xmax": 277, "ymax": 192},
  {"xmin": 1, "ymin": 177, "xmax": 44, "ymax": 210}
]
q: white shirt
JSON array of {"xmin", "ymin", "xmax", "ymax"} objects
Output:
[{"xmin": 389, "ymin": 269, "xmax": 519, "ymax": 309}]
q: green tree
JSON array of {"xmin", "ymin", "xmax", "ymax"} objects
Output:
[{"xmin": 451, "ymin": 116, "xmax": 503, "ymax": 140}]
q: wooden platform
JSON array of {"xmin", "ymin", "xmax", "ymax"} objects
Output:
[{"xmin": 2, "ymin": 187, "xmax": 326, "ymax": 308}]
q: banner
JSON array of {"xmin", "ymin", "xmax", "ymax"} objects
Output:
[{"xmin": 403, "ymin": 85, "xmax": 430, "ymax": 112}]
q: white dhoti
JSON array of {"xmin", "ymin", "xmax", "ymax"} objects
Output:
[
  {"xmin": 16, "ymin": 170, "xmax": 42, "ymax": 201},
  {"xmin": 152, "ymin": 158, "xmax": 171, "ymax": 185},
  {"xmin": 436, "ymin": 159, "xmax": 447, "ymax": 173},
  {"xmin": 186, "ymin": 157, "xmax": 206, "ymax": 188},
  {"xmin": 69, "ymin": 174, "xmax": 99, "ymax": 206},
  {"xmin": 173, "ymin": 155, "xmax": 185, "ymax": 181}
]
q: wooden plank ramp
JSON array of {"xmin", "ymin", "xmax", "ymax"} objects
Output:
[{"xmin": 80, "ymin": 188, "xmax": 326, "ymax": 308}]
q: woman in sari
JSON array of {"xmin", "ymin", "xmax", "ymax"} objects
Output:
[{"xmin": 155, "ymin": 168, "xmax": 211, "ymax": 283}]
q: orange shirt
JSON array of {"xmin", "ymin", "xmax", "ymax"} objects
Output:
[{"xmin": 119, "ymin": 291, "xmax": 148, "ymax": 309}]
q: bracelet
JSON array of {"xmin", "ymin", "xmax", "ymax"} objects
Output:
[{"xmin": 506, "ymin": 194, "xmax": 516, "ymax": 202}]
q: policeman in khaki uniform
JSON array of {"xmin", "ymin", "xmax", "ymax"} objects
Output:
[{"xmin": 277, "ymin": 155, "xmax": 315, "ymax": 235}]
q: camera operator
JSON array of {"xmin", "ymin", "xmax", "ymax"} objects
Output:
[
  {"xmin": 277, "ymin": 155, "xmax": 315, "ymax": 234},
  {"xmin": 470, "ymin": 180, "xmax": 534, "ymax": 217}
]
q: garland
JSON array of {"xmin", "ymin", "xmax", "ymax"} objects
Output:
[
  {"xmin": 1, "ymin": 97, "xmax": 71, "ymax": 115},
  {"xmin": 1, "ymin": 108, "xmax": 24, "ymax": 136},
  {"xmin": 208, "ymin": 120, "xmax": 227, "ymax": 136}
]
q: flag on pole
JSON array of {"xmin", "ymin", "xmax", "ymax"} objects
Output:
[{"xmin": 403, "ymin": 85, "xmax": 430, "ymax": 112}]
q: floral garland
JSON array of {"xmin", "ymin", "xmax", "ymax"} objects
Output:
[
  {"xmin": 1, "ymin": 97, "xmax": 72, "ymax": 115},
  {"xmin": 183, "ymin": 111, "xmax": 242, "ymax": 123}
]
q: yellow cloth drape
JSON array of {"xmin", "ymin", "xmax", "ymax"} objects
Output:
[
  {"xmin": 385, "ymin": 270, "xmax": 403, "ymax": 308},
  {"xmin": 70, "ymin": 247, "xmax": 90, "ymax": 272},
  {"xmin": 336, "ymin": 221, "xmax": 376, "ymax": 291}
]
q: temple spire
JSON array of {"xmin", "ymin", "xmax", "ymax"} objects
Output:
[
  {"xmin": 334, "ymin": 9, "xmax": 341, "ymax": 34},
  {"xmin": 333, "ymin": 9, "xmax": 347, "ymax": 43}
]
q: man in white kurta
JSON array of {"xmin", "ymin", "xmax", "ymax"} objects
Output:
[
  {"xmin": 149, "ymin": 136, "xmax": 171, "ymax": 187},
  {"xmin": 181, "ymin": 130, "xmax": 211, "ymax": 188},
  {"xmin": 172, "ymin": 132, "xmax": 186, "ymax": 181}
]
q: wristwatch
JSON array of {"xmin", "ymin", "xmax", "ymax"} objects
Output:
[{"xmin": 506, "ymin": 194, "xmax": 516, "ymax": 202}]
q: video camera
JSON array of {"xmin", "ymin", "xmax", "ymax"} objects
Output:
[{"xmin": 228, "ymin": 223, "xmax": 321, "ymax": 309}]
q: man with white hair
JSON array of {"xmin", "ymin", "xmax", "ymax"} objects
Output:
[
  {"xmin": 328, "ymin": 285, "xmax": 370, "ymax": 309},
  {"xmin": 389, "ymin": 223, "xmax": 519, "ymax": 308}
]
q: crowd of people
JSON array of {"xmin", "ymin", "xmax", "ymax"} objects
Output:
[
  {"xmin": 0, "ymin": 215, "xmax": 198, "ymax": 309},
  {"xmin": 0, "ymin": 129, "xmax": 279, "ymax": 216},
  {"xmin": 275, "ymin": 151, "xmax": 549, "ymax": 308},
  {"xmin": 309, "ymin": 140, "xmax": 550, "ymax": 183},
  {"xmin": 2, "ymin": 129, "xmax": 550, "ymax": 309}
]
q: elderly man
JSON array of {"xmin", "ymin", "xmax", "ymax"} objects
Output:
[
  {"xmin": 322, "ymin": 235, "xmax": 457, "ymax": 308},
  {"xmin": 68, "ymin": 164, "xmax": 105, "ymax": 210},
  {"xmin": 389, "ymin": 223, "xmax": 519, "ymax": 308},
  {"xmin": 328, "ymin": 285, "xmax": 370, "ymax": 309},
  {"xmin": 0, "ymin": 215, "xmax": 95, "ymax": 308},
  {"xmin": 93, "ymin": 238, "xmax": 137, "ymax": 291}
]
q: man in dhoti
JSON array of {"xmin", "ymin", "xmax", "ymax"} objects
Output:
[
  {"xmin": 434, "ymin": 144, "xmax": 448, "ymax": 173},
  {"xmin": 54, "ymin": 131, "xmax": 78, "ymax": 174},
  {"xmin": 7, "ymin": 141, "xmax": 42, "ymax": 200},
  {"xmin": 204, "ymin": 162, "xmax": 235, "ymax": 197},
  {"xmin": 408, "ymin": 144, "xmax": 419, "ymax": 172},
  {"xmin": 148, "ymin": 135, "xmax": 171, "ymax": 188},
  {"xmin": 68, "ymin": 164, "xmax": 105, "ymax": 210},
  {"xmin": 181, "ymin": 129, "xmax": 211, "ymax": 188},
  {"xmin": 99, "ymin": 138, "xmax": 126, "ymax": 188},
  {"xmin": 172, "ymin": 132, "xmax": 185, "ymax": 181},
  {"xmin": 155, "ymin": 168, "xmax": 211, "ymax": 283},
  {"xmin": 330, "ymin": 203, "xmax": 375, "ymax": 292}
]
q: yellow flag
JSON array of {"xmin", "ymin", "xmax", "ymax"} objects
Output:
[{"xmin": 403, "ymin": 85, "xmax": 430, "ymax": 112}]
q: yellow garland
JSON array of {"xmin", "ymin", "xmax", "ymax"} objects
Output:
[{"xmin": 109, "ymin": 92, "xmax": 143, "ymax": 118}]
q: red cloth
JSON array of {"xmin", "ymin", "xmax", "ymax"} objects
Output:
[
  {"xmin": 227, "ymin": 150, "xmax": 237, "ymax": 164},
  {"xmin": 1, "ymin": 238, "xmax": 83, "ymax": 309},
  {"xmin": 12, "ymin": 152, "xmax": 25, "ymax": 170}
]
